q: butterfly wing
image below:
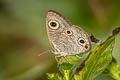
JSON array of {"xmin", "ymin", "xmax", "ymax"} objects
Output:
[
  {"xmin": 46, "ymin": 10, "xmax": 72, "ymax": 55},
  {"xmin": 46, "ymin": 10, "xmax": 91, "ymax": 56}
]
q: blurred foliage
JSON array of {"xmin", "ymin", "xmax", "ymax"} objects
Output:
[{"xmin": 0, "ymin": 0, "xmax": 120, "ymax": 80}]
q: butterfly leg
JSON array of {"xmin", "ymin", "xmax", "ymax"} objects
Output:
[
  {"xmin": 57, "ymin": 63, "xmax": 64, "ymax": 78},
  {"xmin": 55, "ymin": 56, "xmax": 64, "ymax": 78},
  {"xmin": 63, "ymin": 56, "xmax": 71, "ymax": 64},
  {"xmin": 75, "ymin": 55, "xmax": 82, "ymax": 59},
  {"xmin": 55, "ymin": 56, "xmax": 60, "ymax": 63},
  {"xmin": 55, "ymin": 56, "xmax": 71, "ymax": 78}
]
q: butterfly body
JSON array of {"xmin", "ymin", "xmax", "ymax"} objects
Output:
[{"xmin": 46, "ymin": 10, "xmax": 91, "ymax": 57}]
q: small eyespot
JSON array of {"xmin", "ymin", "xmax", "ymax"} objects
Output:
[
  {"xmin": 85, "ymin": 45, "xmax": 88, "ymax": 49},
  {"xmin": 65, "ymin": 30, "xmax": 73, "ymax": 35},
  {"xmin": 48, "ymin": 20, "xmax": 59, "ymax": 29},
  {"xmin": 78, "ymin": 37, "xmax": 86, "ymax": 45}
]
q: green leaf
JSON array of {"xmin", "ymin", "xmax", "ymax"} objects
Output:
[
  {"xmin": 102, "ymin": 58, "xmax": 120, "ymax": 80},
  {"xmin": 47, "ymin": 27, "xmax": 120, "ymax": 80},
  {"xmin": 74, "ymin": 44, "xmax": 113, "ymax": 80},
  {"xmin": 113, "ymin": 34, "xmax": 120, "ymax": 65}
]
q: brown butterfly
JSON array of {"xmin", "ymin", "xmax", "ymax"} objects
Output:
[{"xmin": 46, "ymin": 10, "xmax": 91, "ymax": 57}]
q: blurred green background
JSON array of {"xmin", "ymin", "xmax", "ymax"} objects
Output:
[{"xmin": 0, "ymin": 0, "xmax": 120, "ymax": 80}]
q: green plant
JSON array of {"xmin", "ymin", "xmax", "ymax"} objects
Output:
[{"xmin": 47, "ymin": 27, "xmax": 120, "ymax": 80}]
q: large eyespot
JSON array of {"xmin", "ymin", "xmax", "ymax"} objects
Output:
[
  {"xmin": 78, "ymin": 37, "xmax": 86, "ymax": 46},
  {"xmin": 65, "ymin": 30, "xmax": 73, "ymax": 35},
  {"xmin": 48, "ymin": 20, "xmax": 59, "ymax": 29}
]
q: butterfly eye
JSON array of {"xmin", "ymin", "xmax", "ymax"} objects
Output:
[
  {"xmin": 65, "ymin": 30, "xmax": 73, "ymax": 35},
  {"xmin": 78, "ymin": 37, "xmax": 86, "ymax": 46},
  {"xmin": 48, "ymin": 20, "xmax": 59, "ymax": 29}
]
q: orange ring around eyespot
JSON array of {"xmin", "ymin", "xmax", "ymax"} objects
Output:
[{"xmin": 48, "ymin": 20, "xmax": 59, "ymax": 29}]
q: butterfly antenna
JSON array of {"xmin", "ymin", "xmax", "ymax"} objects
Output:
[{"xmin": 38, "ymin": 50, "xmax": 51, "ymax": 56}]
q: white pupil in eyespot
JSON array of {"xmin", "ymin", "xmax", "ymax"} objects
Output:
[
  {"xmin": 50, "ymin": 22, "xmax": 57, "ymax": 27},
  {"xmin": 80, "ymin": 40, "xmax": 85, "ymax": 43}
]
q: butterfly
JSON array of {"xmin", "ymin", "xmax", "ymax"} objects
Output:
[{"xmin": 46, "ymin": 10, "xmax": 92, "ymax": 57}]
